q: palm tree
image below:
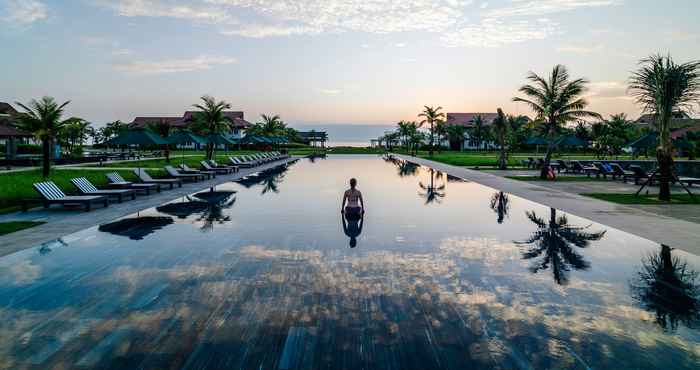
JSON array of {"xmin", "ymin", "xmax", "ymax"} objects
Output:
[
  {"xmin": 445, "ymin": 124, "xmax": 466, "ymax": 151},
  {"xmin": 418, "ymin": 168, "xmax": 446, "ymax": 204},
  {"xmin": 408, "ymin": 128, "xmax": 424, "ymax": 155},
  {"xmin": 513, "ymin": 65, "xmax": 601, "ymax": 179},
  {"xmin": 490, "ymin": 191, "xmax": 510, "ymax": 224},
  {"xmin": 60, "ymin": 118, "xmax": 93, "ymax": 156},
  {"xmin": 418, "ymin": 106, "xmax": 445, "ymax": 156},
  {"xmin": 491, "ymin": 108, "xmax": 510, "ymax": 169},
  {"xmin": 631, "ymin": 245, "xmax": 700, "ymax": 331},
  {"xmin": 517, "ymin": 208, "xmax": 606, "ymax": 285},
  {"xmin": 471, "ymin": 115, "xmax": 487, "ymax": 151},
  {"xmin": 396, "ymin": 120, "xmax": 413, "ymax": 150},
  {"xmin": 629, "ymin": 54, "xmax": 700, "ymax": 200},
  {"xmin": 191, "ymin": 95, "xmax": 232, "ymax": 160},
  {"xmin": 255, "ymin": 114, "xmax": 287, "ymax": 137},
  {"xmin": 15, "ymin": 97, "xmax": 71, "ymax": 177},
  {"xmin": 148, "ymin": 119, "xmax": 174, "ymax": 163}
]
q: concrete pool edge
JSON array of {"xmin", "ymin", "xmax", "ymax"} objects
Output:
[
  {"xmin": 0, "ymin": 157, "xmax": 300, "ymax": 258},
  {"xmin": 393, "ymin": 153, "xmax": 700, "ymax": 255}
]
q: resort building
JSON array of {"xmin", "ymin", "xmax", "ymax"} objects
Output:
[
  {"xmin": 0, "ymin": 102, "xmax": 34, "ymax": 160},
  {"xmin": 635, "ymin": 112, "xmax": 700, "ymax": 130},
  {"xmin": 444, "ymin": 112, "xmax": 501, "ymax": 150},
  {"xmin": 130, "ymin": 110, "xmax": 252, "ymax": 140},
  {"xmin": 297, "ymin": 131, "xmax": 328, "ymax": 147}
]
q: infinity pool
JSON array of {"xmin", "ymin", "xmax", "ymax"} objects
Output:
[{"xmin": 0, "ymin": 155, "xmax": 698, "ymax": 369}]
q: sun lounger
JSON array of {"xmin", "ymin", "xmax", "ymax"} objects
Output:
[
  {"xmin": 106, "ymin": 172, "xmax": 160, "ymax": 194},
  {"xmin": 593, "ymin": 162, "xmax": 617, "ymax": 179},
  {"xmin": 200, "ymin": 160, "xmax": 233, "ymax": 174},
  {"xmin": 571, "ymin": 161, "xmax": 599, "ymax": 177},
  {"xmin": 22, "ymin": 181, "xmax": 108, "ymax": 212},
  {"xmin": 229, "ymin": 156, "xmax": 256, "ymax": 168},
  {"xmin": 629, "ymin": 166, "xmax": 654, "ymax": 185},
  {"xmin": 164, "ymin": 165, "xmax": 205, "ymax": 182},
  {"xmin": 676, "ymin": 177, "xmax": 700, "ymax": 187},
  {"xmin": 179, "ymin": 164, "xmax": 215, "ymax": 179},
  {"xmin": 133, "ymin": 168, "xmax": 182, "ymax": 189},
  {"xmin": 208, "ymin": 160, "xmax": 239, "ymax": 172},
  {"xmin": 71, "ymin": 177, "xmax": 136, "ymax": 203},
  {"xmin": 610, "ymin": 163, "xmax": 635, "ymax": 183}
]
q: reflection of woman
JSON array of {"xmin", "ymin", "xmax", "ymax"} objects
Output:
[{"xmin": 343, "ymin": 212, "xmax": 364, "ymax": 248}]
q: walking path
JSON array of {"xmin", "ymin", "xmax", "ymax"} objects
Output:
[
  {"xmin": 0, "ymin": 157, "xmax": 298, "ymax": 257},
  {"xmin": 394, "ymin": 154, "xmax": 700, "ymax": 255}
]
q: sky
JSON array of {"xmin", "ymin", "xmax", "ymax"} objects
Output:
[{"xmin": 1, "ymin": 0, "xmax": 699, "ymax": 128}]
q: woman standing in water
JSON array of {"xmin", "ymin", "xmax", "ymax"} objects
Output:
[{"xmin": 341, "ymin": 178, "xmax": 365, "ymax": 218}]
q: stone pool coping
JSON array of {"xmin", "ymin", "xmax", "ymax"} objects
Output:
[
  {"xmin": 394, "ymin": 153, "xmax": 700, "ymax": 255},
  {"xmin": 0, "ymin": 157, "xmax": 299, "ymax": 258}
]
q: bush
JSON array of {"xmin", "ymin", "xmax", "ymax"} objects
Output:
[
  {"xmin": 282, "ymin": 142, "xmax": 310, "ymax": 149},
  {"xmin": 17, "ymin": 144, "xmax": 41, "ymax": 154}
]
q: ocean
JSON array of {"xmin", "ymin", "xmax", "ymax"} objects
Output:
[{"xmin": 291, "ymin": 124, "xmax": 396, "ymax": 147}]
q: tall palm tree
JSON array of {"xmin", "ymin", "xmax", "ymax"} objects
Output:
[
  {"xmin": 629, "ymin": 54, "xmax": 700, "ymax": 200},
  {"xmin": 418, "ymin": 105, "xmax": 445, "ymax": 156},
  {"xmin": 471, "ymin": 115, "xmax": 487, "ymax": 151},
  {"xmin": 513, "ymin": 65, "xmax": 601, "ymax": 179},
  {"xmin": 396, "ymin": 120, "xmax": 413, "ymax": 150},
  {"xmin": 148, "ymin": 119, "xmax": 174, "ymax": 163},
  {"xmin": 256, "ymin": 114, "xmax": 287, "ymax": 137},
  {"xmin": 490, "ymin": 191, "xmax": 510, "ymax": 224},
  {"xmin": 491, "ymin": 108, "xmax": 510, "ymax": 169},
  {"xmin": 418, "ymin": 168, "xmax": 446, "ymax": 204},
  {"xmin": 517, "ymin": 208, "xmax": 606, "ymax": 285},
  {"xmin": 445, "ymin": 124, "xmax": 466, "ymax": 151},
  {"xmin": 15, "ymin": 97, "xmax": 71, "ymax": 177},
  {"xmin": 60, "ymin": 118, "xmax": 93, "ymax": 156},
  {"xmin": 631, "ymin": 245, "xmax": 700, "ymax": 331},
  {"xmin": 191, "ymin": 95, "xmax": 232, "ymax": 160}
]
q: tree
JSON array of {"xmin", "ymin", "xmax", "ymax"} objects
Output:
[
  {"xmin": 491, "ymin": 108, "xmax": 510, "ymax": 169},
  {"xmin": 513, "ymin": 65, "xmax": 601, "ymax": 179},
  {"xmin": 471, "ymin": 115, "xmax": 488, "ymax": 151},
  {"xmin": 251, "ymin": 114, "xmax": 287, "ymax": 137},
  {"xmin": 407, "ymin": 124, "xmax": 424, "ymax": 155},
  {"xmin": 191, "ymin": 95, "xmax": 232, "ymax": 160},
  {"xmin": 445, "ymin": 124, "xmax": 466, "ymax": 151},
  {"xmin": 95, "ymin": 120, "xmax": 126, "ymax": 145},
  {"xmin": 598, "ymin": 114, "xmax": 636, "ymax": 158},
  {"xmin": 15, "ymin": 97, "xmax": 71, "ymax": 177},
  {"xmin": 517, "ymin": 208, "xmax": 606, "ymax": 285},
  {"xmin": 396, "ymin": 120, "xmax": 414, "ymax": 150},
  {"xmin": 60, "ymin": 118, "xmax": 93, "ymax": 157},
  {"xmin": 148, "ymin": 119, "xmax": 174, "ymax": 163},
  {"xmin": 418, "ymin": 105, "xmax": 444, "ymax": 156},
  {"xmin": 629, "ymin": 54, "xmax": 700, "ymax": 200}
]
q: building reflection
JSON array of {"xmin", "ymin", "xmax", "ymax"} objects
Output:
[
  {"xmin": 631, "ymin": 245, "xmax": 700, "ymax": 331},
  {"xmin": 517, "ymin": 208, "xmax": 606, "ymax": 285},
  {"xmin": 418, "ymin": 168, "xmax": 446, "ymax": 205},
  {"xmin": 490, "ymin": 191, "xmax": 510, "ymax": 224}
]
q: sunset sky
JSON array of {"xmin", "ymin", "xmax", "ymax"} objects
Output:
[{"xmin": 1, "ymin": 0, "xmax": 699, "ymax": 126}]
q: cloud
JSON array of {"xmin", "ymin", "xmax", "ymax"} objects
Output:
[
  {"xmin": 484, "ymin": 0, "xmax": 623, "ymax": 17},
  {"xmin": 557, "ymin": 44, "xmax": 604, "ymax": 54},
  {"xmin": 395, "ymin": 42, "xmax": 407, "ymax": 48},
  {"xmin": 112, "ymin": 48, "xmax": 134, "ymax": 56},
  {"xmin": 114, "ymin": 55, "xmax": 237, "ymax": 74},
  {"xmin": 441, "ymin": 18, "xmax": 558, "ymax": 47},
  {"xmin": 97, "ymin": 0, "xmax": 233, "ymax": 23},
  {"xmin": 587, "ymin": 81, "xmax": 632, "ymax": 100},
  {"xmin": 1, "ymin": 0, "xmax": 47, "ymax": 25},
  {"xmin": 318, "ymin": 88, "xmax": 342, "ymax": 96},
  {"xmin": 221, "ymin": 24, "xmax": 322, "ymax": 38}
]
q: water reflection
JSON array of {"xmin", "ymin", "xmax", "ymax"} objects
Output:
[
  {"xmin": 192, "ymin": 191, "xmax": 237, "ymax": 232},
  {"xmin": 490, "ymin": 191, "xmax": 510, "ymax": 224},
  {"xmin": 98, "ymin": 216, "xmax": 174, "ymax": 240},
  {"xmin": 418, "ymin": 168, "xmax": 446, "ymax": 205},
  {"xmin": 38, "ymin": 238, "xmax": 67, "ymax": 255},
  {"xmin": 307, "ymin": 153, "xmax": 326, "ymax": 162},
  {"xmin": 384, "ymin": 155, "xmax": 419, "ymax": 177},
  {"xmin": 342, "ymin": 211, "xmax": 364, "ymax": 248},
  {"xmin": 631, "ymin": 245, "xmax": 700, "ymax": 331},
  {"xmin": 517, "ymin": 208, "xmax": 606, "ymax": 285},
  {"xmin": 235, "ymin": 162, "xmax": 295, "ymax": 195}
]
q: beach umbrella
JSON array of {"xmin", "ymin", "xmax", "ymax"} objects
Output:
[
  {"xmin": 206, "ymin": 133, "xmax": 237, "ymax": 159},
  {"xmin": 524, "ymin": 137, "xmax": 549, "ymax": 145},
  {"xmin": 555, "ymin": 135, "xmax": 589, "ymax": 148},
  {"xmin": 628, "ymin": 133, "xmax": 658, "ymax": 149},
  {"xmin": 98, "ymin": 216, "xmax": 174, "ymax": 240},
  {"xmin": 104, "ymin": 129, "xmax": 169, "ymax": 176},
  {"xmin": 168, "ymin": 131, "xmax": 206, "ymax": 165}
]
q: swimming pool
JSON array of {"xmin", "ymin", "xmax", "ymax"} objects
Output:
[{"xmin": 0, "ymin": 155, "xmax": 698, "ymax": 369}]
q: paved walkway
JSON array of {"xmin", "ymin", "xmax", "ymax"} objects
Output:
[
  {"xmin": 0, "ymin": 157, "xmax": 299, "ymax": 257},
  {"xmin": 394, "ymin": 154, "xmax": 700, "ymax": 255}
]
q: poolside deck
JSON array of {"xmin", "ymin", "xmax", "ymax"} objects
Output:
[
  {"xmin": 394, "ymin": 154, "xmax": 700, "ymax": 255},
  {"xmin": 0, "ymin": 157, "xmax": 299, "ymax": 257}
]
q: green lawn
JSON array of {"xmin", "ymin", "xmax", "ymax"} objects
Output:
[
  {"xmin": 0, "ymin": 168, "xmax": 152, "ymax": 214},
  {"xmin": 415, "ymin": 151, "xmax": 635, "ymax": 169},
  {"xmin": 0, "ymin": 221, "xmax": 46, "ymax": 235},
  {"xmin": 582, "ymin": 193, "xmax": 700, "ymax": 205},
  {"xmin": 506, "ymin": 175, "xmax": 608, "ymax": 182}
]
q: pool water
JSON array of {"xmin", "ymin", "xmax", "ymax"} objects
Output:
[{"xmin": 0, "ymin": 155, "xmax": 698, "ymax": 369}]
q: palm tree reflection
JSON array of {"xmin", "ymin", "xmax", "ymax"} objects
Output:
[
  {"xmin": 418, "ymin": 168, "xmax": 446, "ymax": 205},
  {"xmin": 490, "ymin": 191, "xmax": 510, "ymax": 224},
  {"xmin": 384, "ymin": 155, "xmax": 419, "ymax": 178},
  {"xmin": 235, "ymin": 164, "xmax": 292, "ymax": 195},
  {"xmin": 517, "ymin": 208, "xmax": 606, "ymax": 285},
  {"xmin": 193, "ymin": 191, "xmax": 237, "ymax": 232},
  {"xmin": 631, "ymin": 245, "xmax": 700, "ymax": 331}
]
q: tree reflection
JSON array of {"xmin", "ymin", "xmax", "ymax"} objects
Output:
[
  {"xmin": 385, "ymin": 156, "xmax": 419, "ymax": 178},
  {"xmin": 490, "ymin": 191, "xmax": 510, "ymax": 224},
  {"xmin": 418, "ymin": 168, "xmax": 446, "ymax": 205},
  {"xmin": 193, "ymin": 191, "xmax": 237, "ymax": 232},
  {"xmin": 235, "ymin": 163, "xmax": 292, "ymax": 195},
  {"xmin": 517, "ymin": 208, "xmax": 606, "ymax": 285},
  {"xmin": 631, "ymin": 245, "xmax": 700, "ymax": 331}
]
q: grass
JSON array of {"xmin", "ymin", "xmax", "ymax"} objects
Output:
[
  {"xmin": 415, "ymin": 151, "xmax": 635, "ymax": 169},
  {"xmin": 582, "ymin": 193, "xmax": 700, "ymax": 205},
  {"xmin": 0, "ymin": 168, "xmax": 155, "ymax": 214},
  {"xmin": 0, "ymin": 221, "xmax": 46, "ymax": 235},
  {"xmin": 506, "ymin": 175, "xmax": 608, "ymax": 182}
]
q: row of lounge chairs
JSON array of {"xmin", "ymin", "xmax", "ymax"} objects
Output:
[
  {"xmin": 22, "ymin": 151, "xmax": 290, "ymax": 212},
  {"xmin": 554, "ymin": 160, "xmax": 700, "ymax": 187}
]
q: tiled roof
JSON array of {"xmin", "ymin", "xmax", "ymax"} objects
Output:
[
  {"xmin": 0, "ymin": 102, "xmax": 18, "ymax": 116},
  {"xmin": 671, "ymin": 122, "xmax": 700, "ymax": 139},
  {"xmin": 446, "ymin": 113, "xmax": 500, "ymax": 127},
  {"xmin": 131, "ymin": 111, "xmax": 252, "ymax": 129},
  {"xmin": 0, "ymin": 123, "xmax": 33, "ymax": 138},
  {"xmin": 130, "ymin": 117, "xmax": 186, "ymax": 129}
]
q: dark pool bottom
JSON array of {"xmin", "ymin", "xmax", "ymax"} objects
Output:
[{"xmin": 0, "ymin": 155, "xmax": 698, "ymax": 369}]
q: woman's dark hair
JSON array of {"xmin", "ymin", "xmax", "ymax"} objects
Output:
[{"xmin": 349, "ymin": 178, "xmax": 357, "ymax": 187}]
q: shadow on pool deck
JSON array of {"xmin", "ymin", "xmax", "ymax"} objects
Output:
[{"xmin": 0, "ymin": 157, "xmax": 299, "ymax": 258}]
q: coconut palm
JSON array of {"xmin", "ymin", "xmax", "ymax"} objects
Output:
[
  {"xmin": 631, "ymin": 245, "xmax": 700, "ymax": 331},
  {"xmin": 60, "ymin": 118, "xmax": 93, "ymax": 157},
  {"xmin": 418, "ymin": 105, "xmax": 445, "ymax": 156},
  {"xmin": 471, "ymin": 115, "xmax": 487, "ymax": 151},
  {"xmin": 491, "ymin": 108, "xmax": 510, "ymax": 169},
  {"xmin": 396, "ymin": 120, "xmax": 414, "ymax": 150},
  {"xmin": 147, "ymin": 119, "xmax": 174, "ymax": 163},
  {"xmin": 517, "ymin": 208, "xmax": 606, "ymax": 285},
  {"xmin": 15, "ymin": 97, "xmax": 71, "ymax": 177},
  {"xmin": 252, "ymin": 114, "xmax": 287, "ymax": 137},
  {"xmin": 418, "ymin": 168, "xmax": 446, "ymax": 204},
  {"xmin": 629, "ymin": 54, "xmax": 700, "ymax": 200},
  {"xmin": 445, "ymin": 124, "xmax": 466, "ymax": 151},
  {"xmin": 513, "ymin": 65, "xmax": 601, "ymax": 179},
  {"xmin": 191, "ymin": 95, "xmax": 232, "ymax": 160},
  {"xmin": 490, "ymin": 191, "xmax": 510, "ymax": 224}
]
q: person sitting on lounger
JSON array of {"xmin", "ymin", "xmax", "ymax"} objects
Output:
[{"xmin": 341, "ymin": 178, "xmax": 365, "ymax": 219}]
